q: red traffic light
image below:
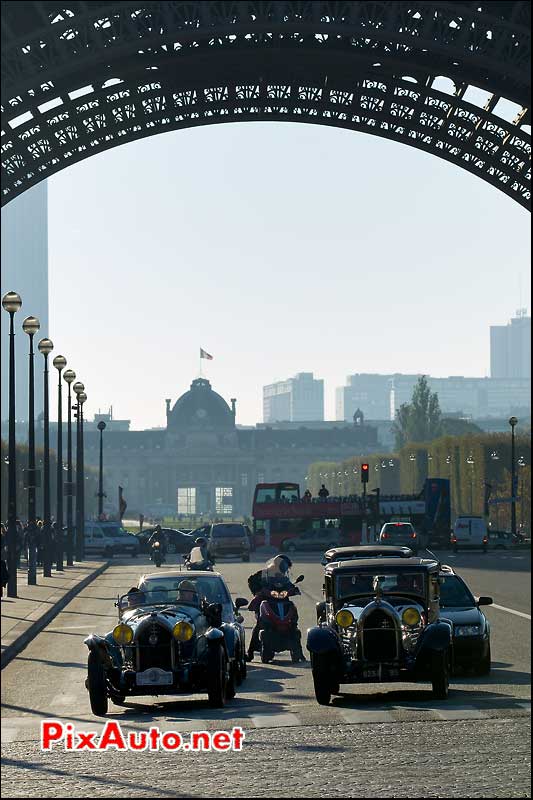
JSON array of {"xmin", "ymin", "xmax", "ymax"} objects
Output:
[{"xmin": 361, "ymin": 463, "xmax": 369, "ymax": 483}]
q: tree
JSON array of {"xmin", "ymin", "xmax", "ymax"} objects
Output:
[{"xmin": 393, "ymin": 376, "xmax": 442, "ymax": 448}]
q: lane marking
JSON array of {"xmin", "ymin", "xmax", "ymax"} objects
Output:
[
  {"xmin": 434, "ymin": 707, "xmax": 488, "ymax": 721},
  {"xmin": 491, "ymin": 603, "xmax": 531, "ymax": 620}
]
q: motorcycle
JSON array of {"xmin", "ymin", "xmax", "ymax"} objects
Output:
[
  {"xmin": 250, "ymin": 574, "xmax": 306, "ymax": 663},
  {"xmin": 183, "ymin": 547, "xmax": 214, "ymax": 572},
  {"xmin": 150, "ymin": 541, "xmax": 164, "ymax": 568}
]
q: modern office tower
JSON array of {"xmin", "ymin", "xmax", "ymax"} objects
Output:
[
  {"xmin": 336, "ymin": 373, "xmax": 400, "ymax": 421},
  {"xmin": 490, "ymin": 310, "xmax": 531, "ymax": 379},
  {"xmin": 1, "ymin": 182, "xmax": 49, "ymax": 426},
  {"xmin": 263, "ymin": 372, "xmax": 324, "ymax": 422}
]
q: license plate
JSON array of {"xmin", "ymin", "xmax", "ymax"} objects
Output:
[{"xmin": 136, "ymin": 668, "xmax": 173, "ymax": 686}]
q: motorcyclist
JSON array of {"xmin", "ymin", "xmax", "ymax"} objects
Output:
[
  {"xmin": 186, "ymin": 537, "xmax": 213, "ymax": 570},
  {"xmin": 148, "ymin": 524, "xmax": 167, "ymax": 560}
]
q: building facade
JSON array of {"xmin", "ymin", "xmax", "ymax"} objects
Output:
[
  {"xmin": 263, "ymin": 372, "xmax": 324, "ymax": 422},
  {"xmin": 84, "ymin": 378, "xmax": 378, "ymax": 517},
  {"xmin": 490, "ymin": 310, "xmax": 531, "ymax": 379},
  {"xmin": 1, "ymin": 182, "xmax": 49, "ymax": 424}
]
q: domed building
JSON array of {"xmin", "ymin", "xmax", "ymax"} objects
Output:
[{"xmin": 83, "ymin": 377, "xmax": 379, "ymax": 518}]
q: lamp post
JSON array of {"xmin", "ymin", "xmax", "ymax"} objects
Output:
[
  {"xmin": 63, "ymin": 369, "xmax": 76, "ymax": 565},
  {"xmin": 509, "ymin": 416, "xmax": 518, "ymax": 538},
  {"xmin": 38, "ymin": 338, "xmax": 54, "ymax": 576},
  {"xmin": 53, "ymin": 355, "xmax": 67, "ymax": 570},
  {"xmin": 2, "ymin": 291, "xmax": 22, "ymax": 597},
  {"xmin": 409, "ymin": 452, "xmax": 416, "ymax": 493},
  {"xmin": 97, "ymin": 421, "xmax": 107, "ymax": 517},
  {"xmin": 22, "ymin": 315, "xmax": 41, "ymax": 585},
  {"xmin": 73, "ymin": 383, "xmax": 86, "ymax": 560},
  {"xmin": 466, "ymin": 454, "xmax": 475, "ymax": 513}
]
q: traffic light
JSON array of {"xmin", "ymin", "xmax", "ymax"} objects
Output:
[{"xmin": 361, "ymin": 463, "xmax": 369, "ymax": 483}]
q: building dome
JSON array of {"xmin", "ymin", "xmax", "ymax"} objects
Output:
[{"xmin": 167, "ymin": 378, "xmax": 235, "ymax": 432}]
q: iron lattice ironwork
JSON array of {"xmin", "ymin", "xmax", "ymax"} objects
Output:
[{"xmin": 1, "ymin": 1, "xmax": 531, "ymax": 208}]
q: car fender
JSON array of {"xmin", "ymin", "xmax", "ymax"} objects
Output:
[
  {"xmin": 416, "ymin": 620, "xmax": 452, "ymax": 655},
  {"xmin": 220, "ymin": 623, "xmax": 238, "ymax": 660},
  {"xmin": 306, "ymin": 625, "xmax": 342, "ymax": 656},
  {"xmin": 83, "ymin": 634, "xmax": 116, "ymax": 668},
  {"xmin": 205, "ymin": 627, "xmax": 229, "ymax": 658}
]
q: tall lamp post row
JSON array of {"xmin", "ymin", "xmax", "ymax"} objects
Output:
[{"xmin": 2, "ymin": 291, "xmax": 88, "ymax": 597}]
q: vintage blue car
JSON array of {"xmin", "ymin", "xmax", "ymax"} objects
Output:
[
  {"xmin": 84, "ymin": 570, "xmax": 248, "ymax": 715},
  {"xmin": 307, "ymin": 557, "xmax": 452, "ymax": 705}
]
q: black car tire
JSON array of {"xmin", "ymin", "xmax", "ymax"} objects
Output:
[
  {"xmin": 242, "ymin": 554, "xmax": 250, "ymax": 562},
  {"xmin": 207, "ymin": 647, "xmax": 227, "ymax": 708},
  {"xmin": 131, "ymin": 552, "xmax": 137, "ymax": 558},
  {"xmin": 312, "ymin": 655, "xmax": 333, "ymax": 706},
  {"xmin": 87, "ymin": 651, "xmax": 108, "ymax": 716},
  {"xmin": 475, "ymin": 643, "xmax": 491, "ymax": 675},
  {"xmin": 104, "ymin": 547, "xmax": 114, "ymax": 558},
  {"xmin": 226, "ymin": 664, "xmax": 237, "ymax": 700},
  {"xmin": 110, "ymin": 693, "xmax": 125, "ymax": 705},
  {"xmin": 431, "ymin": 650, "xmax": 449, "ymax": 700}
]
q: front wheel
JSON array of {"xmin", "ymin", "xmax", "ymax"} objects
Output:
[
  {"xmin": 312, "ymin": 654, "xmax": 334, "ymax": 706},
  {"xmin": 431, "ymin": 650, "xmax": 449, "ymax": 700},
  {"xmin": 207, "ymin": 647, "xmax": 227, "ymax": 708},
  {"xmin": 242, "ymin": 554, "xmax": 250, "ymax": 562},
  {"xmin": 475, "ymin": 643, "xmax": 491, "ymax": 676},
  {"xmin": 87, "ymin": 651, "xmax": 108, "ymax": 716}
]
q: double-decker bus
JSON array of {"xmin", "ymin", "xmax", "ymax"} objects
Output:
[{"xmin": 252, "ymin": 478, "xmax": 451, "ymax": 550}]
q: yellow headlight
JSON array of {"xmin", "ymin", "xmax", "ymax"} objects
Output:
[
  {"xmin": 335, "ymin": 609, "xmax": 355, "ymax": 628},
  {"xmin": 173, "ymin": 621, "xmax": 194, "ymax": 642},
  {"xmin": 402, "ymin": 607, "xmax": 421, "ymax": 626},
  {"xmin": 112, "ymin": 623, "xmax": 133, "ymax": 645}
]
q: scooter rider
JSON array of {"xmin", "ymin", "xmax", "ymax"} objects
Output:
[
  {"xmin": 148, "ymin": 524, "xmax": 167, "ymax": 559},
  {"xmin": 186, "ymin": 537, "xmax": 213, "ymax": 570}
]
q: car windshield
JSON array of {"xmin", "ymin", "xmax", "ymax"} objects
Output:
[
  {"xmin": 212, "ymin": 525, "xmax": 245, "ymax": 538},
  {"xmin": 439, "ymin": 575, "xmax": 475, "ymax": 607},
  {"xmin": 138, "ymin": 575, "xmax": 231, "ymax": 606},
  {"xmin": 335, "ymin": 570, "xmax": 426, "ymax": 601}
]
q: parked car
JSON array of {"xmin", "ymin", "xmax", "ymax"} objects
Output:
[
  {"xmin": 282, "ymin": 528, "xmax": 342, "ymax": 553},
  {"xmin": 451, "ymin": 516, "xmax": 488, "ymax": 553},
  {"xmin": 438, "ymin": 564, "xmax": 492, "ymax": 674},
  {"xmin": 84, "ymin": 570, "xmax": 248, "ymax": 715},
  {"xmin": 98, "ymin": 522, "xmax": 140, "ymax": 557},
  {"xmin": 307, "ymin": 556, "xmax": 452, "ymax": 705},
  {"xmin": 379, "ymin": 522, "xmax": 420, "ymax": 555},
  {"xmin": 207, "ymin": 523, "xmax": 251, "ymax": 562},
  {"xmin": 321, "ymin": 545, "xmax": 413, "ymax": 566},
  {"xmin": 487, "ymin": 530, "xmax": 516, "ymax": 550},
  {"xmin": 82, "ymin": 522, "xmax": 115, "ymax": 558}
]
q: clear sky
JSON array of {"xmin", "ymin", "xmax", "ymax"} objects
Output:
[{"xmin": 47, "ymin": 119, "xmax": 530, "ymax": 429}]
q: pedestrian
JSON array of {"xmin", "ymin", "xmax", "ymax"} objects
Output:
[
  {"xmin": 303, "ymin": 489, "xmax": 312, "ymax": 502},
  {"xmin": 318, "ymin": 484, "xmax": 330, "ymax": 501}
]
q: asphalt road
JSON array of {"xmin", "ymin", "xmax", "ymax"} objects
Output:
[{"xmin": 1, "ymin": 550, "xmax": 531, "ymax": 798}]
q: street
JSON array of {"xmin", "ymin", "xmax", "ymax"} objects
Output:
[{"xmin": 1, "ymin": 550, "xmax": 530, "ymax": 797}]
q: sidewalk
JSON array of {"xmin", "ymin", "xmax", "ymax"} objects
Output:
[{"xmin": 1, "ymin": 561, "xmax": 109, "ymax": 668}]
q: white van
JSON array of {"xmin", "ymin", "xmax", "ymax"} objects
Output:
[
  {"xmin": 83, "ymin": 522, "xmax": 115, "ymax": 558},
  {"xmin": 452, "ymin": 516, "xmax": 488, "ymax": 553}
]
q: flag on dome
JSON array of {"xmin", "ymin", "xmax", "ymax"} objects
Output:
[{"xmin": 200, "ymin": 348, "xmax": 213, "ymax": 360}]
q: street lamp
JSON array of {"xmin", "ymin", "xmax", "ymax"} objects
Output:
[
  {"xmin": 409, "ymin": 452, "xmax": 416, "ymax": 493},
  {"xmin": 22, "ymin": 315, "xmax": 40, "ymax": 585},
  {"xmin": 509, "ymin": 416, "xmax": 518, "ymax": 538},
  {"xmin": 73, "ymin": 383, "xmax": 86, "ymax": 559},
  {"xmin": 466, "ymin": 454, "xmax": 475, "ymax": 513},
  {"xmin": 97, "ymin": 420, "xmax": 107, "ymax": 517},
  {"xmin": 2, "ymin": 291, "xmax": 22, "ymax": 597},
  {"xmin": 53, "ymin": 355, "xmax": 67, "ymax": 570},
  {"xmin": 63, "ymin": 369, "xmax": 76, "ymax": 565},
  {"xmin": 38, "ymin": 338, "xmax": 54, "ymax": 576}
]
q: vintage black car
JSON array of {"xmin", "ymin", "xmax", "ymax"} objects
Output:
[
  {"xmin": 84, "ymin": 571, "xmax": 248, "ymax": 715},
  {"xmin": 307, "ymin": 557, "xmax": 452, "ymax": 705},
  {"xmin": 321, "ymin": 545, "xmax": 413, "ymax": 566},
  {"xmin": 438, "ymin": 564, "xmax": 492, "ymax": 675}
]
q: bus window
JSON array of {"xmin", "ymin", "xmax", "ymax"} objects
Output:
[{"xmin": 255, "ymin": 488, "xmax": 275, "ymax": 503}]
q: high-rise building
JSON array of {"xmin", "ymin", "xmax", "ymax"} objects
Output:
[
  {"xmin": 263, "ymin": 372, "xmax": 324, "ymax": 422},
  {"xmin": 336, "ymin": 373, "xmax": 398, "ymax": 421},
  {"xmin": 1, "ymin": 182, "xmax": 49, "ymax": 425},
  {"xmin": 490, "ymin": 310, "xmax": 531, "ymax": 379}
]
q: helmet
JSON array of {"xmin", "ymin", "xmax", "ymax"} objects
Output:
[
  {"xmin": 272, "ymin": 554, "xmax": 292, "ymax": 573},
  {"xmin": 195, "ymin": 537, "xmax": 207, "ymax": 546}
]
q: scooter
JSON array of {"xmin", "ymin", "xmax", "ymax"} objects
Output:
[
  {"xmin": 258, "ymin": 576, "xmax": 306, "ymax": 663},
  {"xmin": 183, "ymin": 548, "xmax": 214, "ymax": 572}
]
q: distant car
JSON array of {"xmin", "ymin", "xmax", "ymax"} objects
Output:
[
  {"xmin": 321, "ymin": 545, "xmax": 413, "ymax": 566},
  {"xmin": 82, "ymin": 522, "xmax": 115, "ymax": 558},
  {"xmin": 379, "ymin": 522, "xmax": 420, "ymax": 555},
  {"xmin": 487, "ymin": 530, "xmax": 516, "ymax": 550},
  {"xmin": 451, "ymin": 516, "xmax": 488, "ymax": 553},
  {"xmin": 134, "ymin": 527, "xmax": 195, "ymax": 555},
  {"xmin": 282, "ymin": 528, "xmax": 342, "ymax": 553},
  {"xmin": 207, "ymin": 523, "xmax": 251, "ymax": 562},
  {"xmin": 438, "ymin": 564, "xmax": 492, "ymax": 674},
  {"xmin": 98, "ymin": 522, "xmax": 140, "ymax": 557}
]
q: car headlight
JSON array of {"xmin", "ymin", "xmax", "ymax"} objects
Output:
[
  {"xmin": 402, "ymin": 607, "xmax": 421, "ymax": 626},
  {"xmin": 173, "ymin": 621, "xmax": 195, "ymax": 641},
  {"xmin": 112, "ymin": 623, "xmax": 134, "ymax": 645},
  {"xmin": 335, "ymin": 609, "xmax": 355, "ymax": 628},
  {"xmin": 454, "ymin": 624, "xmax": 481, "ymax": 637}
]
